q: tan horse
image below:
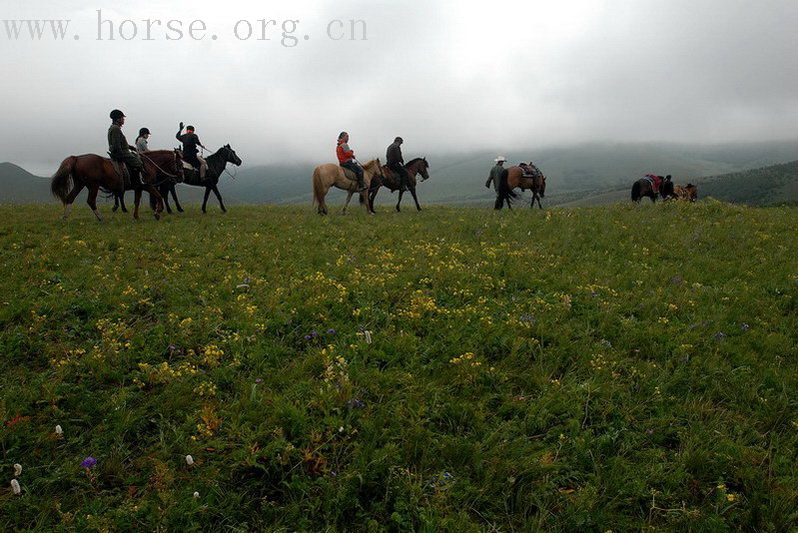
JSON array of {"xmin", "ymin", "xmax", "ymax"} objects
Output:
[{"xmin": 312, "ymin": 159, "xmax": 385, "ymax": 215}]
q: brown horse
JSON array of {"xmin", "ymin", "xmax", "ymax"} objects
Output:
[
  {"xmin": 51, "ymin": 151, "xmax": 179, "ymax": 221},
  {"xmin": 673, "ymin": 184, "xmax": 698, "ymax": 202},
  {"xmin": 368, "ymin": 158, "xmax": 430, "ymax": 213},
  {"xmin": 495, "ymin": 165, "xmax": 548, "ymax": 210},
  {"xmin": 312, "ymin": 159, "xmax": 385, "ymax": 215}
]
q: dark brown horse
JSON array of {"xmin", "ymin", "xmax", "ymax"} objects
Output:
[
  {"xmin": 632, "ymin": 175, "xmax": 674, "ymax": 203},
  {"xmin": 50, "ymin": 151, "xmax": 180, "ymax": 221},
  {"xmin": 162, "ymin": 145, "xmax": 243, "ymax": 214},
  {"xmin": 114, "ymin": 150, "xmax": 184, "ymax": 214},
  {"xmin": 368, "ymin": 157, "xmax": 430, "ymax": 213},
  {"xmin": 495, "ymin": 165, "xmax": 547, "ymax": 210}
]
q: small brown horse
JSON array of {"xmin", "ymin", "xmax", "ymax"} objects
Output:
[
  {"xmin": 673, "ymin": 184, "xmax": 698, "ymax": 202},
  {"xmin": 495, "ymin": 165, "xmax": 547, "ymax": 210},
  {"xmin": 51, "ymin": 151, "xmax": 177, "ymax": 221},
  {"xmin": 312, "ymin": 159, "xmax": 385, "ymax": 215},
  {"xmin": 368, "ymin": 158, "xmax": 430, "ymax": 213}
]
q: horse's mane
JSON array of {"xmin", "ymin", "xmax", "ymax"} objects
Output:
[{"xmin": 406, "ymin": 157, "xmax": 426, "ymax": 166}]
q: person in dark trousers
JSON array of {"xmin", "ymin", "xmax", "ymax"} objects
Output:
[
  {"xmin": 386, "ymin": 137, "xmax": 409, "ymax": 192},
  {"xmin": 108, "ymin": 109, "xmax": 144, "ymax": 188},
  {"xmin": 336, "ymin": 131, "xmax": 366, "ymax": 191},
  {"xmin": 176, "ymin": 122, "xmax": 209, "ymax": 179}
]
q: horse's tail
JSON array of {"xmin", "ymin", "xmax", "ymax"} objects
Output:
[
  {"xmin": 631, "ymin": 181, "xmax": 641, "ymax": 201},
  {"xmin": 50, "ymin": 156, "xmax": 76, "ymax": 204},
  {"xmin": 495, "ymin": 168, "xmax": 518, "ymax": 210},
  {"xmin": 312, "ymin": 167, "xmax": 325, "ymax": 206}
]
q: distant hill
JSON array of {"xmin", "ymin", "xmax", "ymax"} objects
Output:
[
  {"xmin": 0, "ymin": 163, "xmax": 53, "ymax": 203},
  {"xmin": 696, "ymin": 161, "xmax": 798, "ymax": 206},
  {"xmin": 4, "ymin": 141, "xmax": 798, "ymax": 206}
]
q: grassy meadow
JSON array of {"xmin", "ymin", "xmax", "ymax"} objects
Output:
[{"xmin": 0, "ymin": 201, "xmax": 797, "ymax": 531}]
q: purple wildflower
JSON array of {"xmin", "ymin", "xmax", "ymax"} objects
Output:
[
  {"xmin": 327, "ymin": 329, "xmax": 337, "ymax": 336},
  {"xmin": 740, "ymin": 323, "xmax": 750, "ymax": 332},
  {"xmin": 347, "ymin": 399, "xmax": 365, "ymax": 410},
  {"xmin": 81, "ymin": 457, "xmax": 97, "ymax": 469},
  {"xmin": 714, "ymin": 332, "xmax": 727, "ymax": 341},
  {"xmin": 255, "ymin": 378, "xmax": 263, "ymax": 384}
]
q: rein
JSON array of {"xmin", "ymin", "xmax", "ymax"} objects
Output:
[{"xmin": 141, "ymin": 153, "xmax": 181, "ymax": 180}]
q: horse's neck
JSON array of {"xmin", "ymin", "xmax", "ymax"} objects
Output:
[{"xmin": 206, "ymin": 152, "xmax": 226, "ymax": 177}]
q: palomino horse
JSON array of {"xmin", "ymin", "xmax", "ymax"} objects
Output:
[
  {"xmin": 50, "ymin": 151, "xmax": 176, "ymax": 221},
  {"xmin": 495, "ymin": 165, "xmax": 548, "ymax": 210},
  {"xmin": 114, "ymin": 150, "xmax": 184, "ymax": 214},
  {"xmin": 368, "ymin": 158, "xmax": 430, "ymax": 213},
  {"xmin": 632, "ymin": 175, "xmax": 674, "ymax": 203},
  {"xmin": 312, "ymin": 159, "xmax": 385, "ymax": 215}
]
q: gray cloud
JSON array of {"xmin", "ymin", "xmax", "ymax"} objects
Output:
[{"xmin": 2, "ymin": 0, "xmax": 798, "ymax": 174}]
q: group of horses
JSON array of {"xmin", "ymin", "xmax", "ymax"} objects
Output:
[
  {"xmin": 50, "ymin": 145, "xmax": 242, "ymax": 221},
  {"xmin": 49, "ymin": 146, "xmax": 702, "ymax": 220},
  {"xmin": 631, "ymin": 176, "xmax": 699, "ymax": 203}
]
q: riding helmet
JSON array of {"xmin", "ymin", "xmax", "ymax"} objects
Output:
[
  {"xmin": 110, "ymin": 109, "xmax": 126, "ymax": 121},
  {"xmin": 139, "ymin": 128, "xmax": 151, "ymax": 137}
]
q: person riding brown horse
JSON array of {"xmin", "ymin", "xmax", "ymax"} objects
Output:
[
  {"xmin": 369, "ymin": 157, "xmax": 430, "ymax": 213},
  {"xmin": 50, "ymin": 150, "xmax": 179, "ymax": 221},
  {"xmin": 108, "ymin": 110, "xmax": 144, "ymax": 189},
  {"xmin": 386, "ymin": 137, "xmax": 409, "ymax": 193}
]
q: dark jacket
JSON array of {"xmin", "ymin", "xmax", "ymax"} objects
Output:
[
  {"xmin": 108, "ymin": 124, "xmax": 131, "ymax": 158},
  {"xmin": 176, "ymin": 130, "xmax": 202, "ymax": 155},
  {"xmin": 386, "ymin": 142, "xmax": 404, "ymax": 167}
]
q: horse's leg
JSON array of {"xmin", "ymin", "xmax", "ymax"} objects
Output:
[
  {"xmin": 172, "ymin": 185, "xmax": 184, "ymax": 213},
  {"xmin": 410, "ymin": 186, "xmax": 422, "ymax": 212},
  {"xmin": 368, "ymin": 188, "xmax": 379, "ymax": 214},
  {"xmin": 342, "ymin": 191, "xmax": 353, "ymax": 214},
  {"xmin": 120, "ymin": 192, "xmax": 128, "ymax": 213},
  {"xmin": 113, "ymin": 194, "xmax": 120, "ymax": 213},
  {"xmin": 212, "ymin": 186, "xmax": 227, "ymax": 213},
  {"xmin": 86, "ymin": 186, "xmax": 103, "ymax": 222},
  {"xmin": 144, "ymin": 184, "xmax": 163, "ymax": 220},
  {"xmin": 396, "ymin": 190, "xmax": 404, "ymax": 212},
  {"xmin": 537, "ymin": 194, "xmax": 544, "ymax": 210},
  {"xmin": 202, "ymin": 187, "xmax": 212, "ymax": 213},
  {"xmin": 134, "ymin": 188, "xmax": 142, "ymax": 220},
  {"xmin": 62, "ymin": 183, "xmax": 85, "ymax": 220},
  {"xmin": 161, "ymin": 185, "xmax": 173, "ymax": 214}
]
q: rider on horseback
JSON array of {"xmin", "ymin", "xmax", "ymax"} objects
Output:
[
  {"xmin": 108, "ymin": 109, "xmax": 144, "ymax": 189},
  {"xmin": 135, "ymin": 128, "xmax": 151, "ymax": 153},
  {"xmin": 337, "ymin": 132, "xmax": 366, "ymax": 192},
  {"xmin": 177, "ymin": 122, "xmax": 209, "ymax": 180},
  {"xmin": 387, "ymin": 137, "xmax": 409, "ymax": 193}
]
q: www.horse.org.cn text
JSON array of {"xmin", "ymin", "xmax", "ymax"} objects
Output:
[{"xmin": 1, "ymin": 10, "xmax": 368, "ymax": 47}]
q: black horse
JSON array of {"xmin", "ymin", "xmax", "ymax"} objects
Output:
[
  {"xmin": 632, "ymin": 175, "xmax": 674, "ymax": 203},
  {"xmin": 148, "ymin": 145, "xmax": 243, "ymax": 214}
]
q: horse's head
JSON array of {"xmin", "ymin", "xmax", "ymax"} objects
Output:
[
  {"xmin": 538, "ymin": 174, "xmax": 547, "ymax": 198},
  {"xmin": 418, "ymin": 158, "xmax": 430, "ymax": 181},
  {"xmin": 660, "ymin": 179, "xmax": 675, "ymax": 199},
  {"xmin": 220, "ymin": 144, "xmax": 243, "ymax": 166}
]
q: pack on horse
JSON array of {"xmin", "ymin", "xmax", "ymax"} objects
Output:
[
  {"xmin": 368, "ymin": 158, "xmax": 430, "ymax": 213},
  {"xmin": 495, "ymin": 163, "xmax": 548, "ymax": 210},
  {"xmin": 673, "ymin": 183, "xmax": 698, "ymax": 202},
  {"xmin": 632, "ymin": 174, "xmax": 673, "ymax": 203},
  {"xmin": 50, "ymin": 151, "xmax": 180, "ymax": 221},
  {"xmin": 158, "ymin": 145, "xmax": 243, "ymax": 214},
  {"xmin": 114, "ymin": 150, "xmax": 184, "ymax": 214},
  {"xmin": 312, "ymin": 159, "xmax": 385, "ymax": 215}
]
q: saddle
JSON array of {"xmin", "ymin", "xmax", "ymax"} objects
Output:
[
  {"xmin": 643, "ymin": 174, "xmax": 662, "ymax": 191},
  {"xmin": 342, "ymin": 167, "xmax": 358, "ymax": 182},
  {"xmin": 108, "ymin": 155, "xmax": 131, "ymax": 185},
  {"xmin": 520, "ymin": 163, "xmax": 543, "ymax": 178}
]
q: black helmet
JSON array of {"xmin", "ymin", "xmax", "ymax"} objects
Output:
[
  {"xmin": 139, "ymin": 128, "xmax": 151, "ymax": 137},
  {"xmin": 395, "ymin": 137, "xmax": 404, "ymax": 143},
  {"xmin": 186, "ymin": 125, "xmax": 195, "ymax": 132},
  {"xmin": 110, "ymin": 109, "xmax": 126, "ymax": 121}
]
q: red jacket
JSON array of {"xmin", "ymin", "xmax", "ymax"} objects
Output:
[{"xmin": 337, "ymin": 140, "xmax": 355, "ymax": 165}]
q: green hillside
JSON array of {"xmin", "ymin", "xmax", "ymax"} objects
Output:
[
  {"xmin": 1, "ymin": 203, "xmax": 796, "ymax": 530},
  {"xmin": 0, "ymin": 163, "xmax": 52, "ymax": 204},
  {"xmin": 697, "ymin": 161, "xmax": 798, "ymax": 205}
]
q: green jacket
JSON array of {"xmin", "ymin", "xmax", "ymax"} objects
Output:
[
  {"xmin": 486, "ymin": 164, "xmax": 505, "ymax": 192},
  {"xmin": 108, "ymin": 124, "xmax": 131, "ymax": 158}
]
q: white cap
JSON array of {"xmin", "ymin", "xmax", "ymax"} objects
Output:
[{"xmin": 494, "ymin": 156, "xmax": 507, "ymax": 163}]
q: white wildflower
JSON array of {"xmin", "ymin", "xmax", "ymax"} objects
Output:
[
  {"xmin": 13, "ymin": 464, "xmax": 22, "ymax": 477},
  {"xmin": 185, "ymin": 455, "xmax": 195, "ymax": 466},
  {"xmin": 11, "ymin": 479, "xmax": 21, "ymax": 495}
]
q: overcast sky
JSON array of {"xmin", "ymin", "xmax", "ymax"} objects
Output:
[{"xmin": 2, "ymin": 0, "xmax": 798, "ymax": 173}]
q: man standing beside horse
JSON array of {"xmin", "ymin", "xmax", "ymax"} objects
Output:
[{"xmin": 108, "ymin": 109, "xmax": 144, "ymax": 189}]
